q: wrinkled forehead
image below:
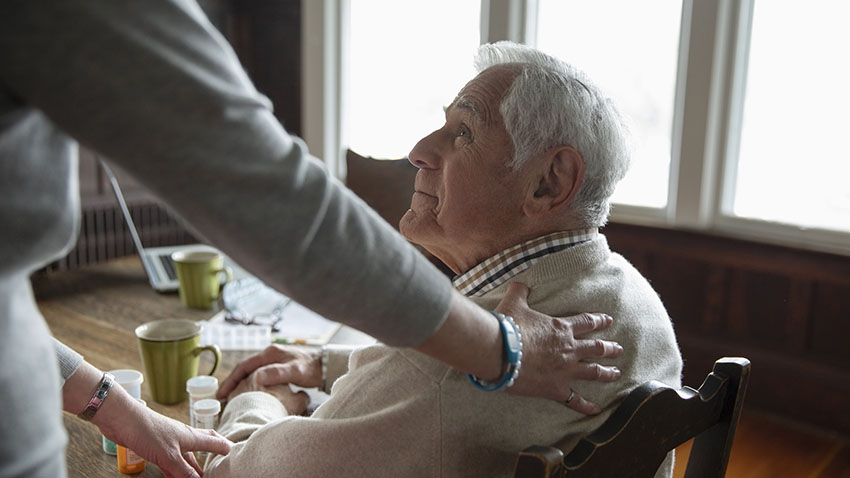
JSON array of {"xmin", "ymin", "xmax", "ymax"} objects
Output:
[
  {"xmin": 448, "ymin": 95, "xmax": 484, "ymax": 123},
  {"xmin": 448, "ymin": 65, "xmax": 521, "ymax": 126}
]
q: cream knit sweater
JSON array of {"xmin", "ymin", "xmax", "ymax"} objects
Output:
[{"xmin": 206, "ymin": 236, "xmax": 683, "ymax": 477}]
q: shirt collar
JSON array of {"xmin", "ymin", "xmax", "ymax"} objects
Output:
[{"xmin": 452, "ymin": 228, "xmax": 598, "ymax": 297}]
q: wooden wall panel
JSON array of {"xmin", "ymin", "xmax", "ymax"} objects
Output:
[
  {"xmin": 810, "ymin": 282, "xmax": 850, "ymax": 367},
  {"xmin": 703, "ymin": 266, "xmax": 728, "ymax": 334},
  {"xmin": 604, "ymin": 222, "xmax": 850, "ymax": 436},
  {"xmin": 648, "ymin": 255, "xmax": 711, "ymax": 336},
  {"xmin": 221, "ymin": 0, "xmax": 302, "ymax": 135},
  {"xmin": 729, "ymin": 270, "xmax": 792, "ymax": 349},
  {"xmin": 786, "ymin": 279, "xmax": 813, "ymax": 354}
]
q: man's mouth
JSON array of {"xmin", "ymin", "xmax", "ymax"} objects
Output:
[
  {"xmin": 410, "ymin": 191, "xmax": 438, "ymax": 212},
  {"xmin": 413, "ymin": 190, "xmax": 437, "ymax": 199}
]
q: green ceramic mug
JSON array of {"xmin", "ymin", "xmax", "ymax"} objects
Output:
[
  {"xmin": 135, "ymin": 319, "xmax": 221, "ymax": 404},
  {"xmin": 172, "ymin": 250, "xmax": 233, "ymax": 310}
]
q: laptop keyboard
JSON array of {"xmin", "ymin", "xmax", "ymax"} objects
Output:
[{"xmin": 159, "ymin": 254, "xmax": 177, "ymax": 280}]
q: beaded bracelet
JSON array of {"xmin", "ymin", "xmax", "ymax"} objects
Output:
[{"xmin": 467, "ymin": 312, "xmax": 523, "ymax": 392}]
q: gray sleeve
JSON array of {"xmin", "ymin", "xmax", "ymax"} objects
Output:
[
  {"xmin": 0, "ymin": 1, "xmax": 452, "ymax": 346},
  {"xmin": 52, "ymin": 338, "xmax": 84, "ymax": 385}
]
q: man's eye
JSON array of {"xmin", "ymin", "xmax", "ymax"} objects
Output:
[{"xmin": 458, "ymin": 124, "xmax": 471, "ymax": 139}]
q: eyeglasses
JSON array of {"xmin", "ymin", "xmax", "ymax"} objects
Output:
[
  {"xmin": 224, "ymin": 298, "xmax": 291, "ymax": 332},
  {"xmin": 222, "ymin": 278, "xmax": 292, "ymax": 332}
]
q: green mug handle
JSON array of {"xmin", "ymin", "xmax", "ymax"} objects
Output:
[
  {"xmin": 213, "ymin": 267, "xmax": 234, "ymax": 299},
  {"xmin": 194, "ymin": 344, "xmax": 221, "ymax": 376}
]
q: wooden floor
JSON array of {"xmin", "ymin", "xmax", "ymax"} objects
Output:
[{"xmin": 673, "ymin": 408, "xmax": 850, "ymax": 477}]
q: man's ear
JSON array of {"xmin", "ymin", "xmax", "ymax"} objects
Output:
[{"xmin": 523, "ymin": 146, "xmax": 585, "ymax": 217}]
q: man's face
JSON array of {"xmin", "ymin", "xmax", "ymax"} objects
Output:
[{"xmin": 400, "ymin": 66, "xmax": 532, "ymax": 273}]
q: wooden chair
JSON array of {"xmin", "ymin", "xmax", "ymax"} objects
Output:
[
  {"xmin": 515, "ymin": 357, "xmax": 751, "ymax": 478},
  {"xmin": 344, "ymin": 149, "xmax": 453, "ymax": 277},
  {"xmin": 344, "ymin": 148, "xmax": 418, "ymax": 229}
]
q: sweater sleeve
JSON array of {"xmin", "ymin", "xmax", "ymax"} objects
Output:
[
  {"xmin": 203, "ymin": 392, "xmax": 289, "ymax": 476},
  {"xmin": 0, "ymin": 1, "xmax": 452, "ymax": 347},
  {"xmin": 51, "ymin": 338, "xmax": 83, "ymax": 386},
  {"xmin": 203, "ymin": 362, "xmax": 441, "ymax": 478},
  {"xmin": 212, "ymin": 392, "xmax": 290, "ymax": 445}
]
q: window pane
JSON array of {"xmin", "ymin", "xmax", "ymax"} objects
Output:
[
  {"xmin": 731, "ymin": 1, "xmax": 850, "ymax": 232},
  {"xmin": 536, "ymin": 0, "xmax": 683, "ymax": 208},
  {"xmin": 347, "ymin": 0, "xmax": 481, "ymax": 159}
]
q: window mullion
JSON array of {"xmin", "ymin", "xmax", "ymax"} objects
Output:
[
  {"xmin": 482, "ymin": 0, "xmax": 537, "ymax": 44},
  {"xmin": 302, "ymin": 0, "xmax": 346, "ymax": 179},
  {"xmin": 715, "ymin": 0, "xmax": 755, "ymax": 221},
  {"xmin": 670, "ymin": 0, "xmax": 728, "ymax": 229}
]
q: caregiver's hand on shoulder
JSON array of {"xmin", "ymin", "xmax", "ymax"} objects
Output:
[
  {"xmin": 497, "ymin": 282, "xmax": 624, "ymax": 415},
  {"xmin": 217, "ymin": 344, "xmax": 321, "ymax": 400}
]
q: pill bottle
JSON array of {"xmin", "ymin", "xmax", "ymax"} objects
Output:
[
  {"xmin": 103, "ymin": 369, "xmax": 145, "ymax": 455},
  {"xmin": 193, "ymin": 398, "xmax": 221, "ymax": 430},
  {"xmin": 117, "ymin": 399, "xmax": 147, "ymax": 474},
  {"xmin": 186, "ymin": 375, "xmax": 219, "ymax": 428},
  {"xmin": 193, "ymin": 398, "xmax": 222, "ymax": 462}
]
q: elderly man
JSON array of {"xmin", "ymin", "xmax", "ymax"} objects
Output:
[{"xmin": 205, "ymin": 42, "xmax": 682, "ymax": 478}]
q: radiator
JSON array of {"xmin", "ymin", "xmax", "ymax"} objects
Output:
[{"xmin": 45, "ymin": 201, "xmax": 196, "ymax": 272}]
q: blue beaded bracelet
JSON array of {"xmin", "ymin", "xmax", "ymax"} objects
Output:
[{"xmin": 467, "ymin": 312, "xmax": 523, "ymax": 391}]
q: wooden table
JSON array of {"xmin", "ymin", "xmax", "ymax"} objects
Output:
[{"xmin": 33, "ymin": 256, "xmax": 370, "ymax": 477}]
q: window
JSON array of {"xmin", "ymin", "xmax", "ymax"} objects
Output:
[
  {"xmin": 346, "ymin": 0, "xmax": 481, "ymax": 159},
  {"xmin": 304, "ymin": 0, "xmax": 850, "ymax": 256},
  {"xmin": 535, "ymin": 0, "xmax": 684, "ymax": 209},
  {"xmin": 726, "ymin": 0, "xmax": 850, "ymax": 233}
]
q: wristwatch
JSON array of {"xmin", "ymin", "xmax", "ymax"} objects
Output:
[{"xmin": 77, "ymin": 372, "xmax": 115, "ymax": 421}]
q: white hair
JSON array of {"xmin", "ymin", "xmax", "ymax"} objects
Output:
[{"xmin": 474, "ymin": 41, "xmax": 632, "ymax": 226}]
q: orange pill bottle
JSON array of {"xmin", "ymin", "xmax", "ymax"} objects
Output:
[
  {"xmin": 117, "ymin": 443, "xmax": 146, "ymax": 474},
  {"xmin": 116, "ymin": 399, "xmax": 146, "ymax": 474}
]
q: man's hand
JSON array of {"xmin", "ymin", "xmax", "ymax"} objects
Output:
[
  {"xmin": 217, "ymin": 345, "xmax": 321, "ymax": 400},
  {"xmin": 226, "ymin": 371, "xmax": 310, "ymax": 416},
  {"xmin": 497, "ymin": 282, "xmax": 624, "ymax": 414}
]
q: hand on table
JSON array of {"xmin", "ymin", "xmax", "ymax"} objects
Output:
[
  {"xmin": 217, "ymin": 345, "xmax": 321, "ymax": 399},
  {"xmin": 497, "ymin": 283, "xmax": 624, "ymax": 415}
]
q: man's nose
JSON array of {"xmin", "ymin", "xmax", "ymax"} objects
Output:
[{"xmin": 408, "ymin": 130, "xmax": 441, "ymax": 170}]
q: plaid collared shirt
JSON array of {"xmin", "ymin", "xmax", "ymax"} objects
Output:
[{"xmin": 452, "ymin": 229, "xmax": 598, "ymax": 297}]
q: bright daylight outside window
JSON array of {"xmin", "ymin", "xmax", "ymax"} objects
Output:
[
  {"xmin": 347, "ymin": 0, "xmax": 480, "ymax": 159},
  {"xmin": 535, "ymin": 0, "xmax": 683, "ymax": 209},
  {"xmin": 730, "ymin": 0, "xmax": 850, "ymax": 233}
]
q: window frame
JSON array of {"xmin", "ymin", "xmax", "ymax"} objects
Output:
[{"xmin": 302, "ymin": 0, "xmax": 850, "ymax": 257}]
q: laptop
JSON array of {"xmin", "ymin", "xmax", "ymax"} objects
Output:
[{"xmin": 102, "ymin": 161, "xmax": 248, "ymax": 292}]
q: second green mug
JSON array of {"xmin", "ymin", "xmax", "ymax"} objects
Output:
[
  {"xmin": 172, "ymin": 250, "xmax": 233, "ymax": 310},
  {"xmin": 135, "ymin": 319, "xmax": 221, "ymax": 404}
]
